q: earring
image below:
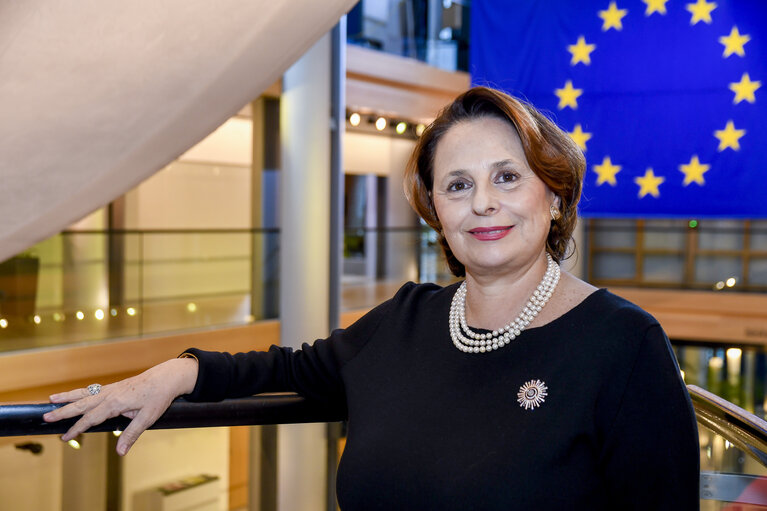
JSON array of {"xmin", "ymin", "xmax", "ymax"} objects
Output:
[{"xmin": 550, "ymin": 204, "xmax": 561, "ymax": 221}]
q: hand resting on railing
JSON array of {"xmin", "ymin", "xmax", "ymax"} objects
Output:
[{"xmin": 42, "ymin": 357, "xmax": 199, "ymax": 456}]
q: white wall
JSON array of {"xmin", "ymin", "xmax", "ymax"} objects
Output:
[
  {"xmin": 62, "ymin": 433, "xmax": 108, "ymax": 511},
  {"xmin": 0, "ymin": 436, "xmax": 63, "ymax": 511},
  {"xmin": 121, "ymin": 117, "xmax": 253, "ymax": 307},
  {"xmin": 124, "ymin": 117, "xmax": 252, "ymax": 231},
  {"xmin": 122, "ymin": 428, "xmax": 229, "ymax": 511},
  {"xmin": 343, "ymin": 131, "xmax": 419, "ymax": 282}
]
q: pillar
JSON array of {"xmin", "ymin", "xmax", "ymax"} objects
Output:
[{"xmin": 277, "ymin": 32, "xmax": 332, "ymax": 511}]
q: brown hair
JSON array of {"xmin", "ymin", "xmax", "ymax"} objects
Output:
[{"xmin": 404, "ymin": 86, "xmax": 585, "ymax": 277}]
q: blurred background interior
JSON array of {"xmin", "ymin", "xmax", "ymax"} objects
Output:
[{"xmin": 1, "ymin": 0, "xmax": 766, "ymax": 510}]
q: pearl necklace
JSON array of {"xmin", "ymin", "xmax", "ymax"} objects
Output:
[{"xmin": 449, "ymin": 253, "xmax": 561, "ymax": 353}]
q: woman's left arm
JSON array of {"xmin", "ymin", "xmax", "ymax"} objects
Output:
[{"xmin": 600, "ymin": 324, "xmax": 700, "ymax": 510}]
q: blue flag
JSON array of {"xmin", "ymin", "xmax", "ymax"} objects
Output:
[{"xmin": 470, "ymin": 0, "xmax": 767, "ymax": 218}]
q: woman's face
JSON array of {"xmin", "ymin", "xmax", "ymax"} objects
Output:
[{"xmin": 431, "ymin": 116, "xmax": 557, "ymax": 277}]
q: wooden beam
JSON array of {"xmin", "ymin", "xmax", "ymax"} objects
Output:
[
  {"xmin": 0, "ymin": 310, "xmax": 370, "ymax": 402},
  {"xmin": 610, "ymin": 287, "xmax": 767, "ymax": 345},
  {"xmin": 346, "ymin": 45, "xmax": 470, "ymax": 122}
]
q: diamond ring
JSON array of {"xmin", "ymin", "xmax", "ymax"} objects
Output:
[{"xmin": 87, "ymin": 384, "xmax": 102, "ymax": 395}]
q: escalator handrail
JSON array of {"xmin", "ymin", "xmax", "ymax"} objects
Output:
[{"xmin": 688, "ymin": 384, "xmax": 767, "ymax": 467}]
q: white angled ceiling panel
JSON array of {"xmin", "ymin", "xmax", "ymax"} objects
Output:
[{"xmin": 0, "ymin": 0, "xmax": 356, "ymax": 261}]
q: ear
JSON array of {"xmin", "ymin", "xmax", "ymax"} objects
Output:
[{"xmin": 547, "ymin": 189, "xmax": 561, "ymax": 210}]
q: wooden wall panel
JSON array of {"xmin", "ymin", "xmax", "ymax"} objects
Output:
[
  {"xmin": 611, "ymin": 287, "xmax": 767, "ymax": 345},
  {"xmin": 0, "ymin": 321, "xmax": 278, "ymax": 402},
  {"xmin": 0, "ymin": 310, "xmax": 371, "ymax": 403}
]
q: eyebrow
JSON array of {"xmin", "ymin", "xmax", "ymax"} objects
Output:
[
  {"xmin": 492, "ymin": 159, "xmax": 519, "ymax": 169},
  {"xmin": 441, "ymin": 160, "xmax": 522, "ymax": 180}
]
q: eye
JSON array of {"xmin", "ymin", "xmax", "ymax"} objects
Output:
[
  {"xmin": 447, "ymin": 179, "xmax": 471, "ymax": 192},
  {"xmin": 495, "ymin": 170, "xmax": 518, "ymax": 184}
]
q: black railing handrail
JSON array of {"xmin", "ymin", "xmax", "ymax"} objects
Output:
[
  {"xmin": 4, "ymin": 385, "xmax": 767, "ymax": 470},
  {"xmin": 0, "ymin": 394, "xmax": 345, "ymax": 437}
]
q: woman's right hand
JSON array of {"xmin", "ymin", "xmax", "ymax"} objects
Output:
[{"xmin": 42, "ymin": 357, "xmax": 199, "ymax": 456}]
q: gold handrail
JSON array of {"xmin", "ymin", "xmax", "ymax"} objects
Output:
[{"xmin": 688, "ymin": 384, "xmax": 767, "ymax": 467}]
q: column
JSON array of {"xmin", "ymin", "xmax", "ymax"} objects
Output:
[{"xmin": 278, "ymin": 32, "xmax": 332, "ymax": 511}]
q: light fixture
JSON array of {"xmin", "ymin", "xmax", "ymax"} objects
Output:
[
  {"xmin": 33, "ymin": 315, "xmax": 41, "ymax": 325},
  {"xmin": 110, "ymin": 308, "xmax": 118, "ymax": 317},
  {"xmin": 67, "ymin": 439, "xmax": 81, "ymax": 450},
  {"xmin": 349, "ymin": 112, "xmax": 361, "ymax": 127},
  {"xmin": 186, "ymin": 302, "xmax": 198, "ymax": 313},
  {"xmin": 395, "ymin": 122, "xmax": 407, "ymax": 135},
  {"xmin": 726, "ymin": 347, "xmax": 742, "ymax": 360},
  {"xmin": 415, "ymin": 124, "xmax": 426, "ymax": 137},
  {"xmin": 375, "ymin": 117, "xmax": 387, "ymax": 131},
  {"xmin": 725, "ymin": 277, "xmax": 736, "ymax": 288},
  {"xmin": 126, "ymin": 307, "xmax": 137, "ymax": 316},
  {"xmin": 53, "ymin": 312, "xmax": 64, "ymax": 322},
  {"xmin": 75, "ymin": 311, "xmax": 85, "ymax": 321},
  {"xmin": 112, "ymin": 430, "xmax": 122, "ymax": 437},
  {"xmin": 714, "ymin": 281, "xmax": 725, "ymax": 290},
  {"xmin": 94, "ymin": 309, "xmax": 105, "ymax": 320},
  {"xmin": 0, "ymin": 319, "xmax": 7, "ymax": 329}
]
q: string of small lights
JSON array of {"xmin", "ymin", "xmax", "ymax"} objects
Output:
[{"xmin": 346, "ymin": 110, "xmax": 426, "ymax": 138}]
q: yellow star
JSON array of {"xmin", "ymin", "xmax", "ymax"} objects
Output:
[
  {"xmin": 719, "ymin": 26, "xmax": 751, "ymax": 58},
  {"xmin": 729, "ymin": 73, "xmax": 761, "ymax": 104},
  {"xmin": 634, "ymin": 168, "xmax": 665, "ymax": 198},
  {"xmin": 568, "ymin": 36, "xmax": 596, "ymax": 66},
  {"xmin": 643, "ymin": 0, "xmax": 669, "ymax": 16},
  {"xmin": 598, "ymin": 2, "xmax": 628, "ymax": 31},
  {"xmin": 679, "ymin": 155, "xmax": 711, "ymax": 186},
  {"xmin": 568, "ymin": 124, "xmax": 593, "ymax": 150},
  {"xmin": 714, "ymin": 120, "xmax": 746, "ymax": 151},
  {"xmin": 686, "ymin": 0, "xmax": 717, "ymax": 25},
  {"xmin": 593, "ymin": 156, "xmax": 621, "ymax": 186},
  {"xmin": 554, "ymin": 80, "xmax": 583, "ymax": 110}
]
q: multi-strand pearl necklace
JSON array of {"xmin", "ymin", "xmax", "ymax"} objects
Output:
[{"xmin": 449, "ymin": 253, "xmax": 561, "ymax": 353}]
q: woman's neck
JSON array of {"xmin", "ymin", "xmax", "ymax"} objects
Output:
[{"xmin": 463, "ymin": 252, "xmax": 552, "ymax": 331}]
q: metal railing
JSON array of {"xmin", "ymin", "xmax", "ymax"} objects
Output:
[
  {"xmin": 688, "ymin": 385, "xmax": 767, "ymax": 505},
  {"xmin": 3, "ymin": 386, "xmax": 767, "ymax": 506}
]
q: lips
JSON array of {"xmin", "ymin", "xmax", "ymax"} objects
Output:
[{"xmin": 467, "ymin": 225, "xmax": 513, "ymax": 241}]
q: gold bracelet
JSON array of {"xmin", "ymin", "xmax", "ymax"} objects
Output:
[{"xmin": 177, "ymin": 352, "xmax": 199, "ymax": 363}]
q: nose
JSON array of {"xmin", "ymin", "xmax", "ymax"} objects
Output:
[{"xmin": 471, "ymin": 183, "xmax": 499, "ymax": 216}]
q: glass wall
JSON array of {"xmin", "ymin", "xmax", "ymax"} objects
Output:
[
  {"xmin": 586, "ymin": 219, "xmax": 767, "ymax": 292},
  {"xmin": 347, "ymin": 0, "xmax": 471, "ymax": 72}
]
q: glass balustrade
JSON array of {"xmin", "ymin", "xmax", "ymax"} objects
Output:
[
  {"xmin": 0, "ymin": 229, "xmax": 278, "ymax": 353},
  {"xmin": 0, "ymin": 227, "xmax": 456, "ymax": 353}
]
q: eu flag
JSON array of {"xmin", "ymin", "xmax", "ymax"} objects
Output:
[{"xmin": 470, "ymin": 0, "xmax": 767, "ymax": 218}]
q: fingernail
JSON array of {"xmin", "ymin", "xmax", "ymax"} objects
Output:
[{"xmin": 118, "ymin": 446, "xmax": 127, "ymax": 456}]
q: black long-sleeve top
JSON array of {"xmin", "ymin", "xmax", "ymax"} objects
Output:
[{"xmin": 183, "ymin": 282, "xmax": 700, "ymax": 510}]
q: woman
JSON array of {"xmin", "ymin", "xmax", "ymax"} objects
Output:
[{"xmin": 44, "ymin": 87, "xmax": 700, "ymax": 509}]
